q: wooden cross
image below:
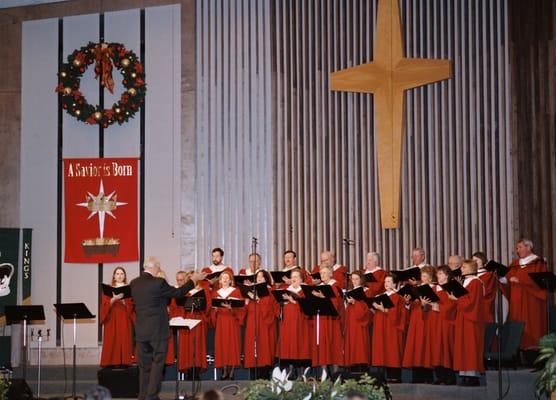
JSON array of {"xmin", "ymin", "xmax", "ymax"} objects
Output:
[{"xmin": 330, "ymin": 0, "xmax": 451, "ymax": 229}]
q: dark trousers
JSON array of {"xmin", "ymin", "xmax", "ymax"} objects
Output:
[{"xmin": 137, "ymin": 339, "xmax": 168, "ymax": 400}]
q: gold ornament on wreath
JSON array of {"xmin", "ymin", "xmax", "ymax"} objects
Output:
[{"xmin": 56, "ymin": 41, "xmax": 146, "ymax": 128}]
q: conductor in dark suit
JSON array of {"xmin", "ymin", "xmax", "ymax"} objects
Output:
[{"xmin": 130, "ymin": 256, "xmax": 205, "ymax": 400}]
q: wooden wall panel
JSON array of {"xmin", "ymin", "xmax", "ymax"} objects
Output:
[{"xmin": 509, "ymin": 0, "xmax": 556, "ymax": 270}]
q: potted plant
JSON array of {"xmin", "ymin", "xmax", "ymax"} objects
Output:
[
  {"xmin": 242, "ymin": 367, "xmax": 387, "ymax": 400},
  {"xmin": 0, "ymin": 372, "xmax": 10, "ymax": 400},
  {"xmin": 534, "ymin": 333, "xmax": 556, "ymax": 399}
]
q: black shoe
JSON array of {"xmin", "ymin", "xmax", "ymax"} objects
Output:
[
  {"xmin": 443, "ymin": 378, "xmax": 456, "ymax": 385},
  {"xmin": 386, "ymin": 378, "xmax": 401, "ymax": 383},
  {"xmin": 432, "ymin": 379, "xmax": 443, "ymax": 385},
  {"xmin": 458, "ymin": 377, "xmax": 468, "ymax": 386},
  {"xmin": 466, "ymin": 377, "xmax": 480, "ymax": 387}
]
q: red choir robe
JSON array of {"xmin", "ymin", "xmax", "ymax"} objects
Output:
[
  {"xmin": 453, "ymin": 276, "xmax": 485, "ymax": 372},
  {"xmin": 311, "ymin": 264, "xmax": 347, "ymax": 288},
  {"xmin": 430, "ymin": 287, "xmax": 457, "ymax": 369},
  {"xmin": 365, "ymin": 268, "xmax": 387, "ymax": 297},
  {"xmin": 243, "ymin": 290, "xmax": 280, "ymax": 368},
  {"xmin": 211, "ymin": 286, "xmax": 245, "ymax": 368},
  {"xmin": 173, "ymin": 287, "xmax": 211, "ymax": 371},
  {"xmin": 311, "ymin": 280, "xmax": 344, "ymax": 366},
  {"xmin": 100, "ymin": 293, "xmax": 135, "ymax": 367},
  {"xmin": 277, "ymin": 285, "xmax": 312, "ymax": 361},
  {"xmin": 478, "ymin": 269, "xmax": 497, "ymax": 323},
  {"xmin": 371, "ymin": 291, "xmax": 406, "ymax": 368},
  {"xmin": 505, "ymin": 256, "xmax": 548, "ymax": 349},
  {"xmin": 402, "ymin": 293, "xmax": 434, "ymax": 369},
  {"xmin": 343, "ymin": 286, "xmax": 372, "ymax": 366}
]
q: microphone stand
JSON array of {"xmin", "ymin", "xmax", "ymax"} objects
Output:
[
  {"xmin": 493, "ymin": 268, "xmax": 503, "ymax": 400},
  {"xmin": 251, "ymin": 237, "xmax": 259, "ymax": 380},
  {"xmin": 342, "ymin": 238, "xmax": 354, "ymax": 374}
]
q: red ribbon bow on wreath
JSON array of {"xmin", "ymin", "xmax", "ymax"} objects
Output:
[{"xmin": 93, "ymin": 43, "xmax": 115, "ymax": 94}]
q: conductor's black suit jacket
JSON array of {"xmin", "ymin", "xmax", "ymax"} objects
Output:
[{"xmin": 130, "ymin": 272, "xmax": 195, "ymax": 342}]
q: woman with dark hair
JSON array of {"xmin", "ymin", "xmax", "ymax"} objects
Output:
[
  {"xmin": 243, "ymin": 270, "xmax": 279, "ymax": 378},
  {"xmin": 371, "ymin": 274, "xmax": 405, "ymax": 383},
  {"xmin": 100, "ymin": 266, "xmax": 135, "ymax": 367},
  {"xmin": 423, "ymin": 265, "xmax": 457, "ymax": 385},
  {"xmin": 343, "ymin": 271, "xmax": 372, "ymax": 370},
  {"xmin": 211, "ymin": 270, "xmax": 244, "ymax": 380}
]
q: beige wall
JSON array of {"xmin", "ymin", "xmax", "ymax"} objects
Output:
[{"xmin": 0, "ymin": 0, "xmax": 196, "ymax": 266}]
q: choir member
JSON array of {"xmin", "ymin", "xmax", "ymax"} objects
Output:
[
  {"xmin": 100, "ymin": 266, "xmax": 135, "ymax": 367},
  {"xmin": 175, "ymin": 271, "xmax": 211, "ymax": 378},
  {"xmin": 410, "ymin": 248, "xmax": 427, "ymax": 269},
  {"xmin": 451, "ymin": 259, "xmax": 485, "ymax": 386},
  {"xmin": 447, "ymin": 255, "xmax": 463, "ymax": 279},
  {"xmin": 474, "ymin": 251, "xmax": 496, "ymax": 323},
  {"xmin": 239, "ymin": 252, "xmax": 263, "ymax": 283},
  {"xmin": 311, "ymin": 250, "xmax": 347, "ymax": 289},
  {"xmin": 277, "ymin": 269, "xmax": 312, "ymax": 374},
  {"xmin": 502, "ymin": 238, "xmax": 548, "ymax": 350},
  {"xmin": 363, "ymin": 252, "xmax": 387, "ymax": 297},
  {"xmin": 371, "ymin": 275, "xmax": 405, "ymax": 383},
  {"xmin": 280, "ymin": 250, "xmax": 301, "ymax": 285},
  {"xmin": 423, "ymin": 265, "xmax": 457, "ymax": 385},
  {"xmin": 344, "ymin": 271, "xmax": 371, "ymax": 369},
  {"xmin": 201, "ymin": 248, "xmax": 234, "ymax": 291},
  {"xmin": 243, "ymin": 270, "xmax": 279, "ymax": 378},
  {"xmin": 402, "ymin": 265, "xmax": 435, "ymax": 383},
  {"xmin": 211, "ymin": 270, "xmax": 244, "ymax": 380},
  {"xmin": 311, "ymin": 266, "xmax": 344, "ymax": 372}
]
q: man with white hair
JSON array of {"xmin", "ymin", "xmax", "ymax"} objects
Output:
[
  {"xmin": 447, "ymin": 255, "xmax": 463, "ymax": 278},
  {"xmin": 363, "ymin": 252, "xmax": 387, "ymax": 297},
  {"xmin": 131, "ymin": 257, "xmax": 205, "ymax": 400},
  {"xmin": 410, "ymin": 248, "xmax": 427, "ymax": 269},
  {"xmin": 503, "ymin": 238, "xmax": 548, "ymax": 350},
  {"xmin": 311, "ymin": 250, "xmax": 347, "ymax": 288}
]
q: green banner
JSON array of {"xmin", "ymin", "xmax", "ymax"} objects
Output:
[
  {"xmin": 22, "ymin": 229, "xmax": 32, "ymax": 304},
  {"xmin": 0, "ymin": 228, "xmax": 19, "ymax": 320}
]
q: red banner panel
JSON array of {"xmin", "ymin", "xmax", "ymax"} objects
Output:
[{"xmin": 64, "ymin": 158, "xmax": 138, "ymax": 263}]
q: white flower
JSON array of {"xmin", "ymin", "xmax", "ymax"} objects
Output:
[
  {"xmin": 270, "ymin": 367, "xmax": 293, "ymax": 393},
  {"xmin": 320, "ymin": 368, "xmax": 328, "ymax": 382}
]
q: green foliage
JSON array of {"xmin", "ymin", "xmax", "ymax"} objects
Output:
[
  {"xmin": 241, "ymin": 372, "xmax": 386, "ymax": 400},
  {"xmin": 535, "ymin": 333, "xmax": 556, "ymax": 398},
  {"xmin": 0, "ymin": 373, "xmax": 11, "ymax": 400}
]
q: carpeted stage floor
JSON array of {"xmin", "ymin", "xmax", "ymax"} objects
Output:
[{"xmin": 11, "ymin": 365, "xmax": 537, "ymax": 399}]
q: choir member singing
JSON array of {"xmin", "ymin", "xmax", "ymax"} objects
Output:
[
  {"xmin": 363, "ymin": 252, "xmax": 387, "ymax": 297},
  {"xmin": 447, "ymin": 255, "xmax": 463, "ymax": 279},
  {"xmin": 451, "ymin": 259, "xmax": 485, "ymax": 386},
  {"xmin": 243, "ymin": 270, "xmax": 279, "ymax": 378},
  {"xmin": 311, "ymin": 266, "xmax": 344, "ymax": 372},
  {"xmin": 100, "ymin": 266, "xmax": 135, "ymax": 367},
  {"xmin": 201, "ymin": 248, "xmax": 234, "ymax": 291},
  {"xmin": 502, "ymin": 238, "xmax": 548, "ymax": 350},
  {"xmin": 371, "ymin": 275, "xmax": 405, "ymax": 383},
  {"xmin": 239, "ymin": 252, "xmax": 263, "ymax": 282},
  {"xmin": 174, "ymin": 271, "xmax": 211, "ymax": 379},
  {"xmin": 474, "ymin": 251, "xmax": 496, "ymax": 323},
  {"xmin": 343, "ymin": 271, "xmax": 371, "ymax": 370},
  {"xmin": 277, "ymin": 269, "xmax": 312, "ymax": 375},
  {"xmin": 422, "ymin": 265, "xmax": 457, "ymax": 385},
  {"xmin": 311, "ymin": 250, "xmax": 347, "ymax": 288},
  {"xmin": 402, "ymin": 265, "xmax": 436, "ymax": 383},
  {"xmin": 211, "ymin": 270, "xmax": 244, "ymax": 380},
  {"xmin": 410, "ymin": 248, "xmax": 428, "ymax": 269}
]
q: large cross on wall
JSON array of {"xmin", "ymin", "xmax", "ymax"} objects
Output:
[{"xmin": 330, "ymin": 0, "xmax": 452, "ymax": 229}]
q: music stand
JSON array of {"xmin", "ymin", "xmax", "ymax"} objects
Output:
[
  {"xmin": 529, "ymin": 271, "xmax": 556, "ymax": 334},
  {"xmin": 53, "ymin": 303, "xmax": 95, "ymax": 400},
  {"xmin": 5, "ymin": 305, "xmax": 45, "ymax": 385},
  {"xmin": 297, "ymin": 290, "xmax": 338, "ymax": 375},
  {"xmin": 169, "ymin": 317, "xmax": 201, "ymax": 400}
]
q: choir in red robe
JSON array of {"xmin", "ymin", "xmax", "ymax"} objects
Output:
[
  {"xmin": 100, "ymin": 267, "xmax": 135, "ymax": 367},
  {"xmin": 243, "ymin": 271, "xmax": 279, "ymax": 372},
  {"xmin": 343, "ymin": 272, "xmax": 371, "ymax": 367},
  {"xmin": 276, "ymin": 270, "xmax": 312, "ymax": 365},
  {"xmin": 505, "ymin": 253, "xmax": 548, "ymax": 349},
  {"xmin": 371, "ymin": 276, "xmax": 406, "ymax": 382},
  {"xmin": 452, "ymin": 260, "xmax": 485, "ymax": 386},
  {"xmin": 211, "ymin": 271, "xmax": 245, "ymax": 379},
  {"xmin": 311, "ymin": 268, "xmax": 344, "ymax": 367}
]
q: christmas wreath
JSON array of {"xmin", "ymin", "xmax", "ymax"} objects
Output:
[{"xmin": 56, "ymin": 41, "xmax": 146, "ymax": 128}]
